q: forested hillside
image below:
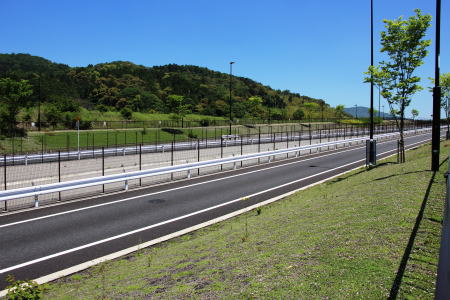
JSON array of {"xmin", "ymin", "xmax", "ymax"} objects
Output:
[{"xmin": 0, "ymin": 53, "xmax": 339, "ymax": 124}]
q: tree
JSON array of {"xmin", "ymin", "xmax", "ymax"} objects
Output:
[
  {"xmin": 430, "ymin": 73, "xmax": 450, "ymax": 131},
  {"xmin": 293, "ymin": 108, "xmax": 305, "ymax": 120},
  {"xmin": 0, "ymin": 78, "xmax": 33, "ymax": 136},
  {"xmin": 411, "ymin": 109, "xmax": 419, "ymax": 120},
  {"xmin": 335, "ymin": 105, "xmax": 345, "ymax": 120},
  {"xmin": 44, "ymin": 104, "xmax": 62, "ymax": 128},
  {"xmin": 364, "ymin": 9, "xmax": 431, "ymax": 163},
  {"xmin": 167, "ymin": 94, "xmax": 190, "ymax": 120},
  {"xmin": 303, "ymin": 102, "xmax": 319, "ymax": 120}
]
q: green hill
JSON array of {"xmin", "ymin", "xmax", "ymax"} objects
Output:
[{"xmin": 0, "ymin": 53, "xmax": 335, "ymax": 121}]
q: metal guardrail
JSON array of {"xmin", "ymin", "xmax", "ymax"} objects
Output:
[
  {"xmin": 0, "ymin": 127, "xmax": 391, "ymax": 165},
  {"xmin": 435, "ymin": 156, "xmax": 450, "ymax": 299},
  {"xmin": 0, "ymin": 128, "xmax": 433, "ymax": 205}
]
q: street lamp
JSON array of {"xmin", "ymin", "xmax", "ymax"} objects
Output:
[
  {"xmin": 229, "ymin": 61, "xmax": 235, "ymax": 135},
  {"xmin": 366, "ymin": 0, "xmax": 377, "ymax": 166},
  {"xmin": 431, "ymin": 0, "xmax": 441, "ymax": 171},
  {"xmin": 355, "ymin": 104, "xmax": 358, "ymax": 119},
  {"xmin": 38, "ymin": 73, "xmax": 42, "ymax": 132}
]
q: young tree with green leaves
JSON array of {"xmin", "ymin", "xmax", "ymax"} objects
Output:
[
  {"xmin": 0, "ymin": 78, "xmax": 33, "ymax": 136},
  {"xmin": 364, "ymin": 9, "xmax": 431, "ymax": 163},
  {"xmin": 430, "ymin": 73, "xmax": 450, "ymax": 133},
  {"xmin": 411, "ymin": 109, "xmax": 419, "ymax": 120},
  {"xmin": 335, "ymin": 105, "xmax": 345, "ymax": 120},
  {"xmin": 167, "ymin": 94, "xmax": 191, "ymax": 126}
]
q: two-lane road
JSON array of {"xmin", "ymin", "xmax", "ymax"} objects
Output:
[{"xmin": 0, "ymin": 132, "xmax": 439, "ymax": 290}]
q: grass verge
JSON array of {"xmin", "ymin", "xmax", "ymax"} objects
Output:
[{"xmin": 39, "ymin": 141, "xmax": 448, "ymax": 299}]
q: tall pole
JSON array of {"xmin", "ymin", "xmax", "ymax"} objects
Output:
[
  {"xmin": 369, "ymin": 0, "xmax": 374, "ymax": 140},
  {"xmin": 378, "ymin": 87, "xmax": 381, "ymax": 120},
  {"xmin": 38, "ymin": 74, "xmax": 41, "ymax": 132},
  {"xmin": 355, "ymin": 104, "xmax": 358, "ymax": 119},
  {"xmin": 229, "ymin": 61, "xmax": 235, "ymax": 135},
  {"xmin": 431, "ymin": 0, "xmax": 441, "ymax": 171}
]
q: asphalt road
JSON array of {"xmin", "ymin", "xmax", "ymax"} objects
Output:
[{"xmin": 0, "ymin": 132, "xmax": 438, "ymax": 290}]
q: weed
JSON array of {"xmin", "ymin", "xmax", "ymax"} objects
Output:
[{"xmin": 5, "ymin": 274, "xmax": 46, "ymax": 299}]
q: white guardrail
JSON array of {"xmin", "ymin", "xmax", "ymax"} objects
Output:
[{"xmin": 0, "ymin": 128, "xmax": 434, "ymax": 204}]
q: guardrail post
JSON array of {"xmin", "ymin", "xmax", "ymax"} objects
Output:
[
  {"xmin": 233, "ymin": 154, "xmax": 237, "ymax": 170},
  {"xmin": 25, "ymin": 155, "xmax": 28, "ymax": 166},
  {"xmin": 122, "ymin": 148, "xmax": 125, "ymax": 156},
  {"xmin": 187, "ymin": 169, "xmax": 191, "ymax": 179}
]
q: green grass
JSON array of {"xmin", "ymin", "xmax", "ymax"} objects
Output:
[
  {"xmin": 0, "ymin": 123, "xmax": 342, "ymax": 154},
  {"xmin": 41, "ymin": 141, "xmax": 448, "ymax": 299}
]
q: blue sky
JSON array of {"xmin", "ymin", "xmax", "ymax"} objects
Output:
[{"xmin": 1, "ymin": 0, "xmax": 448, "ymax": 118}]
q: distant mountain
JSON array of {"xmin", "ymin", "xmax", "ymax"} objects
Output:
[{"xmin": 344, "ymin": 106, "xmax": 393, "ymax": 119}]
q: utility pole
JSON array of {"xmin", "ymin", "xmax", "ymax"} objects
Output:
[{"xmin": 431, "ymin": 0, "xmax": 441, "ymax": 171}]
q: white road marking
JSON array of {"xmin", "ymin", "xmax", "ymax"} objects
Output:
[
  {"xmin": 0, "ymin": 132, "xmax": 433, "ymax": 229},
  {"xmin": 0, "ymin": 136, "xmax": 433, "ymax": 276}
]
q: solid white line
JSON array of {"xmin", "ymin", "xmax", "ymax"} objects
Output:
[
  {"xmin": 0, "ymin": 136, "xmax": 433, "ymax": 275},
  {"xmin": 0, "ymin": 143, "xmax": 364, "ymax": 228},
  {"xmin": 0, "ymin": 132, "xmax": 433, "ymax": 229},
  {"xmin": 0, "ymin": 135, "xmax": 434, "ymax": 297}
]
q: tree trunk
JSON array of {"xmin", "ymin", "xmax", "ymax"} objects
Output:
[{"xmin": 398, "ymin": 109, "xmax": 406, "ymax": 163}]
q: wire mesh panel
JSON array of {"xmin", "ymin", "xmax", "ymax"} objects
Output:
[{"xmin": 0, "ymin": 124, "xmax": 435, "ymax": 212}]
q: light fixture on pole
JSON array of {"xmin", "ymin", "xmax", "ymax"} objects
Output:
[{"xmin": 229, "ymin": 61, "xmax": 235, "ymax": 135}]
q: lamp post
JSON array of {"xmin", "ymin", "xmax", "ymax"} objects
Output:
[
  {"xmin": 366, "ymin": 0, "xmax": 377, "ymax": 166},
  {"xmin": 38, "ymin": 74, "xmax": 42, "ymax": 132},
  {"xmin": 229, "ymin": 61, "xmax": 235, "ymax": 135},
  {"xmin": 355, "ymin": 104, "xmax": 358, "ymax": 119},
  {"xmin": 431, "ymin": 0, "xmax": 441, "ymax": 171},
  {"xmin": 382, "ymin": 105, "xmax": 385, "ymax": 120}
]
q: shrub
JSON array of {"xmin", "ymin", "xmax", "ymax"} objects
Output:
[
  {"xmin": 162, "ymin": 128, "xmax": 184, "ymax": 135},
  {"xmin": 199, "ymin": 119, "xmax": 210, "ymax": 127},
  {"xmin": 120, "ymin": 107, "xmax": 133, "ymax": 120},
  {"xmin": 5, "ymin": 275, "xmax": 46, "ymax": 299}
]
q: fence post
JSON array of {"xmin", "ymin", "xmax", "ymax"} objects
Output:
[
  {"xmin": 273, "ymin": 132, "xmax": 276, "ymax": 150},
  {"xmin": 197, "ymin": 139, "xmax": 200, "ymax": 175},
  {"xmin": 102, "ymin": 147, "xmax": 105, "ymax": 193},
  {"xmin": 240, "ymin": 135, "xmax": 243, "ymax": 167},
  {"xmin": 286, "ymin": 131, "xmax": 289, "ymax": 158},
  {"xmin": 41, "ymin": 135, "xmax": 44, "ymax": 163},
  {"xmin": 3, "ymin": 155, "xmax": 6, "ymax": 211},
  {"xmin": 220, "ymin": 137, "xmax": 223, "ymax": 171},
  {"xmin": 309, "ymin": 125, "xmax": 312, "ymax": 154},
  {"xmin": 171, "ymin": 139, "xmax": 174, "ymax": 180},
  {"xmin": 258, "ymin": 127, "xmax": 261, "ymax": 164}
]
